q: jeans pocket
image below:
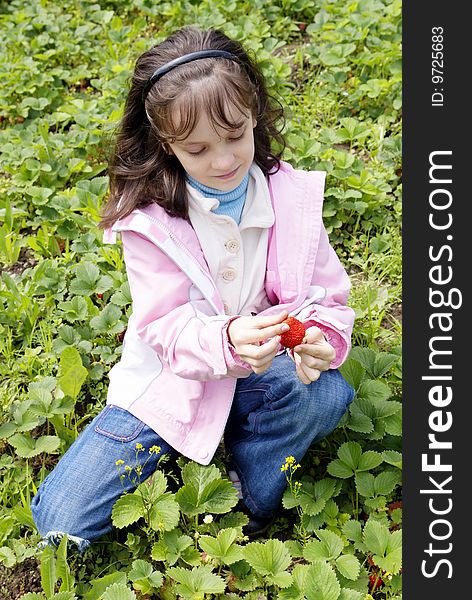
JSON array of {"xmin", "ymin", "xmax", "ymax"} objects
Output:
[{"xmin": 94, "ymin": 405, "xmax": 146, "ymax": 442}]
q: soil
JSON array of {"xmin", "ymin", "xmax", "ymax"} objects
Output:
[
  {"xmin": 0, "ymin": 558, "xmax": 41, "ymax": 600},
  {"xmin": 0, "ymin": 248, "xmax": 38, "ymax": 277}
]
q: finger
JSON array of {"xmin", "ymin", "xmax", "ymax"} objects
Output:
[
  {"xmin": 293, "ymin": 343, "xmax": 336, "ymax": 363},
  {"xmin": 252, "ymin": 311, "xmax": 289, "ymax": 327},
  {"xmin": 299, "ymin": 361, "xmax": 321, "ymax": 383},
  {"xmin": 297, "ymin": 353, "xmax": 331, "ymax": 372},
  {"xmin": 252, "ymin": 358, "xmax": 275, "ymax": 374},
  {"xmin": 239, "ymin": 336, "xmax": 280, "ymax": 363},
  {"xmin": 250, "ymin": 322, "xmax": 290, "ymax": 343},
  {"xmin": 303, "ymin": 326, "xmax": 326, "ymax": 344},
  {"xmin": 295, "ymin": 361, "xmax": 311, "ymax": 385}
]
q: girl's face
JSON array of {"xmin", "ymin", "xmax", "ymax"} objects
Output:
[{"xmin": 167, "ymin": 104, "xmax": 257, "ymax": 191}]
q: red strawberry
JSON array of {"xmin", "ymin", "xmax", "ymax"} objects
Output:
[
  {"xmin": 279, "ymin": 317, "xmax": 306, "ymax": 348},
  {"xmin": 369, "ymin": 574, "xmax": 384, "ymax": 590}
]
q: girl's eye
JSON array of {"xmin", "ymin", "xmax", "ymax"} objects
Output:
[
  {"xmin": 229, "ymin": 133, "xmax": 244, "ymax": 142},
  {"xmin": 187, "ymin": 148, "xmax": 205, "ymax": 156}
]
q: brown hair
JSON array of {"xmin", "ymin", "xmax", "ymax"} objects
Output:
[{"xmin": 100, "ymin": 26, "xmax": 285, "ymax": 228}]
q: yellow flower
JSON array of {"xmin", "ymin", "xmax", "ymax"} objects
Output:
[
  {"xmin": 115, "ymin": 459, "xmax": 124, "ymax": 466},
  {"xmin": 135, "ymin": 443, "xmax": 144, "ymax": 451},
  {"xmin": 125, "ymin": 465, "xmax": 132, "ymax": 473},
  {"xmin": 149, "ymin": 445, "xmax": 161, "ymax": 454}
]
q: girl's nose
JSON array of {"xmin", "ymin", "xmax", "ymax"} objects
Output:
[{"xmin": 211, "ymin": 148, "xmax": 235, "ymax": 171}]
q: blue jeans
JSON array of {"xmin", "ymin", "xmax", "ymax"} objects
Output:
[{"xmin": 31, "ymin": 354, "xmax": 354, "ymax": 549}]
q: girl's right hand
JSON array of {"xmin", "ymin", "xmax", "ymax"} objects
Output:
[{"xmin": 227, "ymin": 311, "xmax": 290, "ymax": 374}]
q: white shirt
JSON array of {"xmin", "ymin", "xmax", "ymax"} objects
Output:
[{"xmin": 187, "ymin": 163, "xmax": 275, "ymax": 317}]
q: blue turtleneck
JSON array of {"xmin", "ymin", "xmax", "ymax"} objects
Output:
[{"xmin": 186, "ymin": 172, "xmax": 250, "ymax": 225}]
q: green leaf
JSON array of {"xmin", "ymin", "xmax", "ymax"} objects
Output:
[
  {"xmin": 58, "ymin": 347, "xmax": 88, "ymax": 400},
  {"xmin": 128, "ymin": 559, "xmax": 163, "ymax": 594},
  {"xmin": 167, "ymin": 565, "xmax": 226, "ymax": 598},
  {"xmin": 0, "ymin": 546, "xmax": 16, "ymax": 568},
  {"xmin": 83, "ymin": 572, "xmax": 128, "ymax": 600},
  {"xmin": 41, "ymin": 545, "xmax": 57, "ymax": 598},
  {"xmin": 151, "ymin": 529, "xmax": 193, "ymax": 566},
  {"xmin": 383, "ymin": 450, "xmax": 402, "ymax": 469},
  {"xmin": 357, "ymin": 451, "xmax": 383, "ymax": 472},
  {"xmin": 128, "ymin": 559, "xmax": 152, "ymax": 581},
  {"xmin": 278, "ymin": 563, "xmax": 309, "ymax": 600},
  {"xmin": 338, "ymin": 589, "xmax": 364, "ymax": 600},
  {"xmin": 89, "ymin": 304, "xmax": 125, "ymax": 335},
  {"xmin": 335, "ymin": 554, "xmax": 360, "ymax": 581},
  {"xmin": 136, "ymin": 470, "xmax": 167, "ymax": 502},
  {"xmin": 9, "ymin": 433, "xmax": 61, "ymax": 458},
  {"xmin": 199, "ymin": 528, "xmax": 243, "ymax": 565},
  {"xmin": 372, "ymin": 352, "xmax": 400, "ymax": 378},
  {"xmin": 356, "ymin": 380, "xmax": 391, "ymax": 403},
  {"xmin": 337, "ymin": 442, "xmax": 362, "ymax": 470},
  {"xmin": 354, "ymin": 472, "xmax": 375, "ymax": 498},
  {"xmin": 56, "ymin": 535, "xmax": 74, "ymax": 592},
  {"xmin": 326, "ymin": 459, "xmax": 354, "ymax": 479},
  {"xmin": 303, "ymin": 539, "xmax": 330, "ymax": 562},
  {"xmin": 363, "ymin": 519, "xmax": 389, "ymax": 556},
  {"xmin": 69, "ymin": 262, "xmax": 100, "ymax": 295},
  {"xmin": 176, "ymin": 463, "xmax": 238, "ymax": 517},
  {"xmin": 315, "ymin": 529, "xmax": 344, "ymax": 560},
  {"xmin": 148, "ymin": 493, "xmax": 180, "ymax": 532},
  {"xmin": 374, "ymin": 470, "xmax": 401, "ymax": 496},
  {"xmin": 346, "ymin": 403, "xmax": 374, "ymax": 434},
  {"xmin": 0, "ymin": 422, "xmax": 18, "ymax": 438},
  {"xmin": 304, "ymin": 561, "xmax": 341, "ymax": 600},
  {"xmin": 101, "ymin": 583, "xmax": 137, "ymax": 600},
  {"xmin": 341, "ymin": 521, "xmax": 366, "ymax": 552},
  {"xmin": 339, "ymin": 358, "xmax": 365, "ymax": 390},
  {"xmin": 111, "ymin": 494, "xmax": 144, "ymax": 528},
  {"xmin": 374, "ymin": 529, "xmax": 402, "ymax": 574},
  {"xmin": 58, "ymin": 296, "xmax": 89, "ymax": 321},
  {"xmin": 384, "ymin": 411, "xmax": 402, "ymax": 436},
  {"xmin": 270, "ymin": 571, "xmax": 293, "ymax": 588},
  {"xmin": 243, "ymin": 538, "xmax": 291, "ymax": 577}
]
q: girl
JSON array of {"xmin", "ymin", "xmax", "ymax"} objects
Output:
[{"xmin": 31, "ymin": 25, "xmax": 355, "ymax": 550}]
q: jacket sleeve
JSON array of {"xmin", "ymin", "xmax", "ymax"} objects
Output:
[
  {"xmin": 121, "ymin": 230, "xmax": 252, "ymax": 381},
  {"xmin": 296, "ymin": 224, "xmax": 355, "ymax": 368}
]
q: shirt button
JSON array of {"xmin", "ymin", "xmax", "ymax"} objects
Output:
[
  {"xmin": 225, "ymin": 239, "xmax": 240, "ymax": 253},
  {"xmin": 222, "ymin": 269, "xmax": 237, "ymax": 281}
]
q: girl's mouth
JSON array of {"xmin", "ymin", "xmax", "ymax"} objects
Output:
[{"xmin": 215, "ymin": 166, "xmax": 239, "ymax": 180}]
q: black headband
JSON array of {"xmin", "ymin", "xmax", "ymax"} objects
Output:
[{"xmin": 142, "ymin": 50, "xmax": 240, "ymax": 103}]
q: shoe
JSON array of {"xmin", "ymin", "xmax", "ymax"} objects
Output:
[{"xmin": 235, "ymin": 499, "xmax": 274, "ymax": 539}]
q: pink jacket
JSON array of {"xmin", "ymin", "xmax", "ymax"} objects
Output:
[{"xmin": 104, "ymin": 161, "xmax": 354, "ymax": 464}]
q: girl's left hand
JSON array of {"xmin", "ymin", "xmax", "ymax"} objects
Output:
[{"xmin": 292, "ymin": 326, "xmax": 336, "ymax": 385}]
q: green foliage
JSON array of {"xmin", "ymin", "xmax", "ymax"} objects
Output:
[
  {"xmin": 176, "ymin": 462, "xmax": 239, "ymax": 517},
  {"xmin": 1, "ymin": 0, "xmax": 401, "ymax": 598}
]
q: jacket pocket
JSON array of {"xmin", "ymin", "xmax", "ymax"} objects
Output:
[{"xmin": 94, "ymin": 405, "xmax": 146, "ymax": 442}]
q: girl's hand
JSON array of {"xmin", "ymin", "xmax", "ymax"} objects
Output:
[
  {"xmin": 292, "ymin": 326, "xmax": 336, "ymax": 385},
  {"xmin": 227, "ymin": 311, "xmax": 290, "ymax": 374}
]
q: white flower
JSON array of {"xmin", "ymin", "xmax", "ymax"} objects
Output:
[{"xmin": 203, "ymin": 514, "xmax": 213, "ymax": 524}]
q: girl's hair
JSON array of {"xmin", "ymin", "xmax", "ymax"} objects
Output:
[{"xmin": 100, "ymin": 26, "xmax": 285, "ymax": 228}]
